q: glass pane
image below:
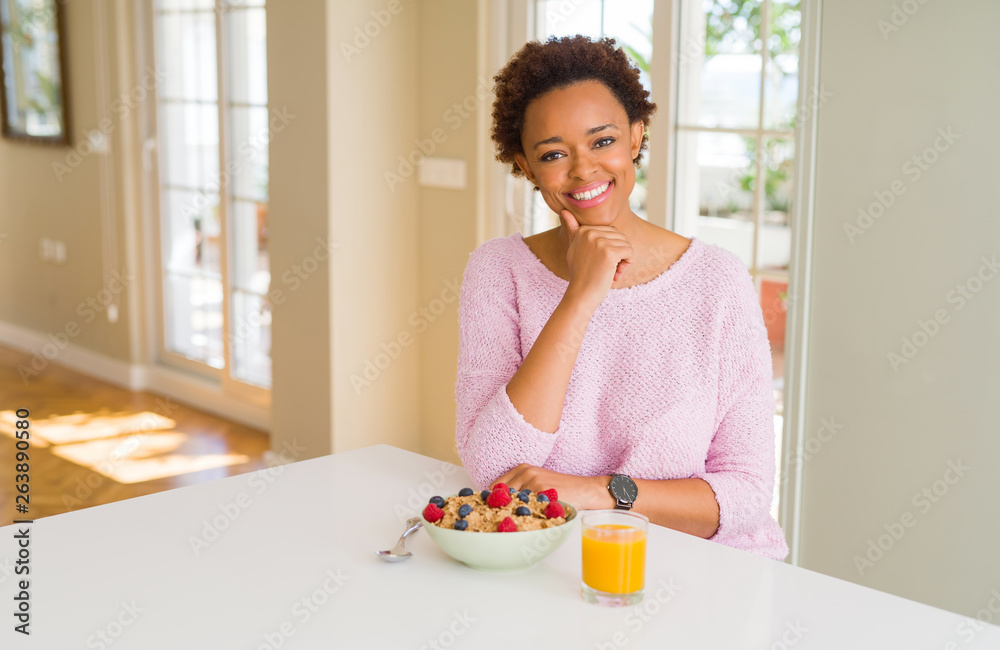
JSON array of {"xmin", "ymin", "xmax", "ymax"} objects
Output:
[
  {"xmin": 228, "ymin": 106, "xmax": 269, "ymax": 201},
  {"xmin": 757, "ymin": 138, "xmax": 794, "ymax": 270},
  {"xmin": 160, "ymin": 102, "xmax": 219, "ymax": 191},
  {"xmin": 763, "ymin": 0, "xmax": 801, "ymax": 130},
  {"xmin": 603, "ymin": 0, "xmax": 654, "ymax": 88},
  {"xmin": 676, "ymin": 130, "xmax": 756, "ymax": 267},
  {"xmin": 227, "ymin": 7, "xmax": 267, "ymax": 105},
  {"xmin": 232, "ymin": 290, "xmax": 271, "ymax": 387},
  {"xmin": 230, "ymin": 200, "xmax": 269, "ymax": 294},
  {"xmin": 165, "ymin": 273, "xmax": 224, "ymax": 367},
  {"xmin": 156, "ymin": 12, "xmax": 217, "ymax": 102},
  {"xmin": 227, "ymin": 2, "xmax": 270, "ymax": 388},
  {"xmin": 539, "ymin": 0, "xmax": 603, "ymax": 39},
  {"xmin": 677, "ymin": 0, "xmax": 762, "ymax": 129},
  {"xmin": 162, "ymin": 190, "xmax": 221, "ymax": 276},
  {"xmin": 603, "ymin": 0, "xmax": 654, "ymax": 218}
]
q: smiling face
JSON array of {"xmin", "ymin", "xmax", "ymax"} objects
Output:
[{"xmin": 514, "ymin": 80, "xmax": 645, "ymax": 227}]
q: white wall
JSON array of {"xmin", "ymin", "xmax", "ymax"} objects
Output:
[{"xmin": 799, "ymin": 0, "xmax": 1000, "ymax": 619}]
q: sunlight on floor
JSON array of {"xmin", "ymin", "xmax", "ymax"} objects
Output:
[
  {"xmin": 1, "ymin": 410, "xmax": 175, "ymax": 445},
  {"xmin": 52, "ymin": 432, "xmax": 249, "ymax": 483},
  {"xmin": 0, "ymin": 408, "xmax": 249, "ymax": 484}
]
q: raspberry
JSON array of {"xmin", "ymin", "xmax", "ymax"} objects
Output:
[
  {"xmin": 486, "ymin": 490, "xmax": 511, "ymax": 508},
  {"xmin": 423, "ymin": 503, "xmax": 444, "ymax": 523},
  {"xmin": 544, "ymin": 501, "xmax": 565, "ymax": 519},
  {"xmin": 538, "ymin": 488, "xmax": 558, "ymax": 502},
  {"xmin": 491, "ymin": 482, "xmax": 509, "ymax": 493},
  {"xmin": 497, "ymin": 517, "xmax": 518, "ymax": 532}
]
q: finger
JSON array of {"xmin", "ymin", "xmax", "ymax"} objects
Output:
[
  {"xmin": 492, "ymin": 469, "xmax": 521, "ymax": 490},
  {"xmin": 491, "ymin": 474, "xmax": 511, "ymax": 490},
  {"xmin": 613, "ymin": 260, "xmax": 631, "ymax": 282},
  {"xmin": 559, "ymin": 209, "xmax": 579, "ymax": 235}
]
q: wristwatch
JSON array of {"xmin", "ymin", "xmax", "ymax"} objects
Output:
[{"xmin": 607, "ymin": 474, "xmax": 639, "ymax": 510}]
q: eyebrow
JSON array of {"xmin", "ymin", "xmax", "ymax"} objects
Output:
[{"xmin": 532, "ymin": 123, "xmax": 619, "ymax": 150}]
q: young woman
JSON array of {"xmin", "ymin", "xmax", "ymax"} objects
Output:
[{"xmin": 455, "ymin": 35, "xmax": 788, "ymax": 560}]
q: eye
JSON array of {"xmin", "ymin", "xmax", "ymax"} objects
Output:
[
  {"xmin": 540, "ymin": 150, "xmax": 563, "ymax": 162},
  {"xmin": 595, "ymin": 137, "xmax": 616, "ymax": 148}
]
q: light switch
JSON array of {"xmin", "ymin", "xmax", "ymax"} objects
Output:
[{"xmin": 418, "ymin": 157, "xmax": 467, "ymax": 190}]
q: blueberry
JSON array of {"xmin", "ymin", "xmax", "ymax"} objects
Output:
[
  {"xmin": 454, "ymin": 520, "xmax": 468, "ymax": 531},
  {"xmin": 429, "ymin": 496, "xmax": 445, "ymax": 508},
  {"xmin": 515, "ymin": 506, "xmax": 531, "ymax": 517},
  {"xmin": 537, "ymin": 493, "xmax": 549, "ymax": 503},
  {"xmin": 520, "ymin": 488, "xmax": 532, "ymax": 495},
  {"xmin": 458, "ymin": 504, "xmax": 473, "ymax": 518},
  {"xmin": 480, "ymin": 490, "xmax": 491, "ymax": 501},
  {"xmin": 517, "ymin": 492, "xmax": 530, "ymax": 503},
  {"xmin": 458, "ymin": 487, "xmax": 474, "ymax": 497},
  {"xmin": 508, "ymin": 487, "xmax": 516, "ymax": 494}
]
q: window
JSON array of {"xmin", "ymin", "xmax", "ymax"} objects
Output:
[
  {"xmin": 152, "ymin": 0, "xmax": 271, "ymax": 392},
  {"xmin": 674, "ymin": 0, "xmax": 800, "ymax": 518}
]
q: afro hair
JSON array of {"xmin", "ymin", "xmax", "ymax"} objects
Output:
[{"xmin": 490, "ymin": 35, "xmax": 657, "ymax": 181}]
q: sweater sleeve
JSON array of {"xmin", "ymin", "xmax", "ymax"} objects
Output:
[
  {"xmin": 454, "ymin": 242, "xmax": 561, "ymax": 489},
  {"xmin": 691, "ymin": 260, "xmax": 787, "ymax": 559}
]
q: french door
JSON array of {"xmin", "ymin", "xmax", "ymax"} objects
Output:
[{"xmin": 148, "ymin": 0, "xmax": 271, "ymax": 403}]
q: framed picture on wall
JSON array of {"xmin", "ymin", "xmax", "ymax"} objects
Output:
[{"xmin": 0, "ymin": 0, "xmax": 70, "ymax": 145}]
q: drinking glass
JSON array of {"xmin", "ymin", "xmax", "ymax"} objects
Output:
[{"xmin": 580, "ymin": 510, "xmax": 648, "ymax": 606}]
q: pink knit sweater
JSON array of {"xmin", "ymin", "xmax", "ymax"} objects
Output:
[{"xmin": 455, "ymin": 232, "xmax": 788, "ymax": 560}]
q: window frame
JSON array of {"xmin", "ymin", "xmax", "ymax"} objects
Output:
[{"xmin": 142, "ymin": 0, "xmax": 271, "ymax": 409}]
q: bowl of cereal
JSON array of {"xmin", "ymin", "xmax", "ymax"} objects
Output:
[{"xmin": 420, "ymin": 484, "xmax": 578, "ymax": 572}]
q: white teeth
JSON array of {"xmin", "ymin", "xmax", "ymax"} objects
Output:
[{"xmin": 571, "ymin": 182, "xmax": 610, "ymax": 201}]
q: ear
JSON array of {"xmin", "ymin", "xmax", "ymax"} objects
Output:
[
  {"xmin": 513, "ymin": 152, "xmax": 538, "ymax": 186},
  {"xmin": 630, "ymin": 120, "xmax": 645, "ymax": 159}
]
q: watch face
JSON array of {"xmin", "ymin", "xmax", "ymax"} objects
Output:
[{"xmin": 610, "ymin": 475, "xmax": 638, "ymax": 503}]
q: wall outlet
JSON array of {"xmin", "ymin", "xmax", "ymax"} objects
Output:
[{"xmin": 53, "ymin": 241, "xmax": 66, "ymax": 264}]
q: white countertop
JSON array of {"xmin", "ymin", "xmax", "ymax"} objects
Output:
[{"xmin": 3, "ymin": 443, "xmax": 998, "ymax": 649}]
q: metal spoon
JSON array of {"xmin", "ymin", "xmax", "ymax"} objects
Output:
[{"xmin": 376, "ymin": 516, "xmax": 423, "ymax": 562}]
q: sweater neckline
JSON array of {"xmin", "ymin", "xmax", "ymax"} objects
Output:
[{"xmin": 512, "ymin": 231, "xmax": 702, "ymax": 298}]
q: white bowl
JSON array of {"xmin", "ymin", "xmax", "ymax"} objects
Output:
[{"xmin": 422, "ymin": 498, "xmax": 578, "ymax": 572}]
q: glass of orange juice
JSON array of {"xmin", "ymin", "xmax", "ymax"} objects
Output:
[{"xmin": 581, "ymin": 510, "xmax": 648, "ymax": 606}]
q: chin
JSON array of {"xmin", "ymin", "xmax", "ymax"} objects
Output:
[{"xmin": 571, "ymin": 204, "xmax": 625, "ymax": 225}]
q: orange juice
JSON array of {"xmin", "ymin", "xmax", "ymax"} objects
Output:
[{"xmin": 582, "ymin": 524, "xmax": 646, "ymax": 594}]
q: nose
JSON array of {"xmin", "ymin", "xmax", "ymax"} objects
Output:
[{"xmin": 568, "ymin": 148, "xmax": 599, "ymax": 181}]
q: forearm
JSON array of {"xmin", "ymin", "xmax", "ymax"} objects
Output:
[
  {"xmin": 505, "ymin": 289, "xmax": 596, "ymax": 433},
  {"xmin": 587, "ymin": 476, "xmax": 721, "ymax": 539}
]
